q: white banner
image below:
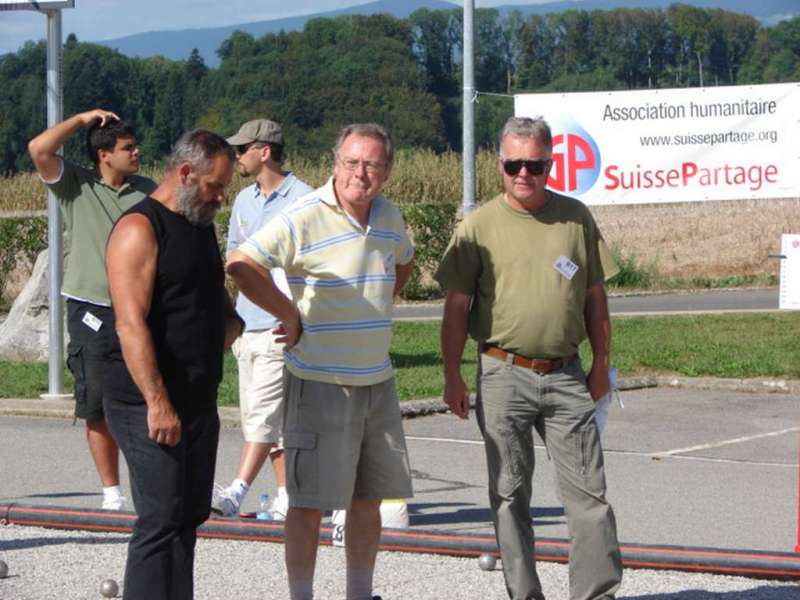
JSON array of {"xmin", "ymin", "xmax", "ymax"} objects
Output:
[
  {"xmin": 779, "ymin": 234, "xmax": 800, "ymax": 311},
  {"xmin": 515, "ymin": 83, "xmax": 800, "ymax": 205}
]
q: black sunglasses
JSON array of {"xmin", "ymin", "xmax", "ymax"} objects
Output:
[
  {"xmin": 502, "ymin": 159, "xmax": 549, "ymax": 176},
  {"xmin": 235, "ymin": 142, "xmax": 264, "ymax": 155}
]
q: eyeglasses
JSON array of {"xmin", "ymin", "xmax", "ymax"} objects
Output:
[
  {"xmin": 501, "ymin": 159, "xmax": 550, "ymax": 176},
  {"xmin": 337, "ymin": 156, "xmax": 386, "ymax": 175},
  {"xmin": 235, "ymin": 142, "xmax": 262, "ymax": 155}
]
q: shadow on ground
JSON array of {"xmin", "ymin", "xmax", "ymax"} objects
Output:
[
  {"xmin": 408, "ymin": 502, "xmax": 564, "ymax": 527},
  {"xmin": 0, "ymin": 536, "xmax": 126, "ymax": 551},
  {"xmin": 622, "ymin": 588, "xmax": 799, "ymax": 599},
  {"xmin": 20, "ymin": 492, "xmax": 100, "ymax": 500}
]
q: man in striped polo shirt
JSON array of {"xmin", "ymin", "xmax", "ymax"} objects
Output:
[{"xmin": 227, "ymin": 123, "xmax": 413, "ymax": 600}]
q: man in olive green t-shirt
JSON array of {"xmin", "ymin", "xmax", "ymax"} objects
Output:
[
  {"xmin": 435, "ymin": 116, "xmax": 622, "ymax": 600},
  {"xmin": 28, "ymin": 109, "xmax": 156, "ymax": 511}
]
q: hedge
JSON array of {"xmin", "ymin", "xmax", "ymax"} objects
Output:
[{"xmin": 1, "ymin": 202, "xmax": 460, "ymax": 305}]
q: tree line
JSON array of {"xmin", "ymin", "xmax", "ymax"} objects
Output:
[{"xmin": 1, "ymin": 4, "xmax": 798, "ymax": 175}]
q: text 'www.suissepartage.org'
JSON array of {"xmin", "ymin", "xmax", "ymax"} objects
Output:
[{"xmin": 639, "ymin": 128, "xmax": 779, "ymax": 148}]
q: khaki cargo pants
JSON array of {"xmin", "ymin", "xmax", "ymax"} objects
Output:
[{"xmin": 476, "ymin": 353, "xmax": 622, "ymax": 600}]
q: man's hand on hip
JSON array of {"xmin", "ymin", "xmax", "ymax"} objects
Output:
[{"xmin": 273, "ymin": 306, "xmax": 302, "ymax": 349}]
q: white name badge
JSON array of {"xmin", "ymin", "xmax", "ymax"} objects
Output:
[
  {"xmin": 81, "ymin": 310, "xmax": 103, "ymax": 332},
  {"xmin": 553, "ymin": 255, "xmax": 579, "ymax": 280}
]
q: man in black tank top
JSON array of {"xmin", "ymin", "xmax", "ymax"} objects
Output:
[{"xmin": 104, "ymin": 130, "xmax": 243, "ymax": 600}]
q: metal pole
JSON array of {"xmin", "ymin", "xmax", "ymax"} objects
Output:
[
  {"xmin": 462, "ymin": 0, "xmax": 476, "ymax": 216},
  {"xmin": 44, "ymin": 9, "xmax": 65, "ymax": 397}
]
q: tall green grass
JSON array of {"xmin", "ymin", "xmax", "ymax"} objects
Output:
[{"xmin": 0, "ymin": 149, "xmax": 505, "ymax": 212}]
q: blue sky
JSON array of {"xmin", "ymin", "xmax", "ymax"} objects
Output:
[{"xmin": 0, "ymin": 0, "xmax": 553, "ymax": 56}]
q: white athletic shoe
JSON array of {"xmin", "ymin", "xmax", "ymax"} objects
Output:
[
  {"xmin": 210, "ymin": 483, "xmax": 240, "ymax": 517},
  {"xmin": 102, "ymin": 495, "xmax": 128, "ymax": 511}
]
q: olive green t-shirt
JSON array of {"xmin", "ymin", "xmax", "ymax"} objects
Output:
[
  {"xmin": 47, "ymin": 160, "xmax": 157, "ymax": 305},
  {"xmin": 435, "ymin": 192, "xmax": 619, "ymax": 359}
]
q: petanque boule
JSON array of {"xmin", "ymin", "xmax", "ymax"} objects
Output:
[
  {"xmin": 478, "ymin": 553, "xmax": 497, "ymax": 571},
  {"xmin": 99, "ymin": 578, "xmax": 119, "ymax": 598},
  {"xmin": 0, "ymin": 559, "xmax": 8, "ymax": 578}
]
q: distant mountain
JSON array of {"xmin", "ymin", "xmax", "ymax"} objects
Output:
[
  {"xmin": 93, "ymin": 0, "xmax": 800, "ymax": 68},
  {"xmin": 491, "ymin": 0, "xmax": 799, "ymax": 26},
  {"xmin": 93, "ymin": 0, "xmax": 455, "ymax": 67}
]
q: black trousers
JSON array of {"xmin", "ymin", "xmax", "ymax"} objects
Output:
[{"xmin": 104, "ymin": 398, "xmax": 220, "ymax": 600}]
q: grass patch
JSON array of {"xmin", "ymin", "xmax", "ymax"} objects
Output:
[
  {"xmin": 606, "ymin": 312, "xmax": 800, "ymax": 379},
  {"xmin": 390, "ymin": 321, "xmax": 479, "ymax": 400},
  {"xmin": 0, "ymin": 361, "xmax": 74, "ymax": 398},
  {"xmin": 2, "ymin": 312, "xmax": 798, "ymax": 402}
]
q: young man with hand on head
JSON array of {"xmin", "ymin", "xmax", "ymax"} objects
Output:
[{"xmin": 28, "ymin": 109, "xmax": 156, "ymax": 511}]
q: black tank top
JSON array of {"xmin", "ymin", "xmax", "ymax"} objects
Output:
[{"xmin": 106, "ymin": 196, "xmax": 225, "ymax": 414}]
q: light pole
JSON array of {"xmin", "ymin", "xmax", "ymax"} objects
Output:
[
  {"xmin": 462, "ymin": 0, "xmax": 476, "ymax": 216},
  {"xmin": 1, "ymin": 1, "xmax": 75, "ymax": 398}
]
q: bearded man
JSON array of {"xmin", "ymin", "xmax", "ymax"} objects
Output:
[{"xmin": 104, "ymin": 130, "xmax": 244, "ymax": 600}]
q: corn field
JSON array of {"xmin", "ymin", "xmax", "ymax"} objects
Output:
[
  {"xmin": 0, "ymin": 150, "xmax": 503, "ymax": 212},
  {"xmin": 1, "ymin": 149, "xmax": 798, "ymax": 288}
]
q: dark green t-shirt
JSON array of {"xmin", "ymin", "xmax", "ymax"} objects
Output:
[
  {"xmin": 47, "ymin": 160, "xmax": 156, "ymax": 305},
  {"xmin": 435, "ymin": 192, "xmax": 619, "ymax": 358}
]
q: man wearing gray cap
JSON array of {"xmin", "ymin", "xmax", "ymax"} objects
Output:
[{"xmin": 211, "ymin": 119, "xmax": 314, "ymax": 519}]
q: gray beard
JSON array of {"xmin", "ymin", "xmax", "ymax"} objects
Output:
[{"xmin": 175, "ymin": 183, "xmax": 217, "ymax": 227}]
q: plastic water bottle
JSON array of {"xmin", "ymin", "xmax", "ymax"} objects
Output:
[{"xmin": 257, "ymin": 493, "xmax": 273, "ymax": 521}]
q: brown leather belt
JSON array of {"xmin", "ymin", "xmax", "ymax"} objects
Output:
[{"xmin": 482, "ymin": 345, "xmax": 576, "ymax": 374}]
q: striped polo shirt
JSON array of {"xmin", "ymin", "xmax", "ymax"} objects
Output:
[{"xmin": 239, "ymin": 177, "xmax": 414, "ymax": 386}]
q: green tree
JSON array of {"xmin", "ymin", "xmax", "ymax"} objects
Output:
[
  {"xmin": 0, "ymin": 42, "xmax": 46, "ymax": 174},
  {"xmin": 708, "ymin": 11, "xmax": 758, "ymax": 84},
  {"xmin": 738, "ymin": 16, "xmax": 800, "ymax": 83},
  {"xmin": 409, "ymin": 8, "xmax": 459, "ymax": 97},
  {"xmin": 515, "ymin": 15, "xmax": 556, "ymax": 90},
  {"xmin": 668, "ymin": 4, "xmax": 714, "ymax": 86}
]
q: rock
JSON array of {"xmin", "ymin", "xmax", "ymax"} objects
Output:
[{"xmin": 0, "ymin": 249, "xmax": 64, "ymax": 361}]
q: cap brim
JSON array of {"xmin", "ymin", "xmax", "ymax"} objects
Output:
[{"xmin": 226, "ymin": 133, "xmax": 254, "ymax": 145}]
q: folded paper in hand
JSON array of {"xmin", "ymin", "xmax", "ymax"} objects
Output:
[{"xmin": 594, "ymin": 367, "xmax": 624, "ymax": 435}]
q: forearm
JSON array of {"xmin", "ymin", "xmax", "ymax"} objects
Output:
[
  {"xmin": 28, "ymin": 113, "xmax": 87, "ymax": 161},
  {"xmin": 441, "ymin": 293, "xmax": 471, "ymax": 381},
  {"xmin": 223, "ymin": 289, "xmax": 244, "ymax": 349},
  {"xmin": 227, "ymin": 256, "xmax": 296, "ymax": 323},
  {"xmin": 394, "ymin": 260, "xmax": 414, "ymax": 297},
  {"xmin": 584, "ymin": 284, "xmax": 611, "ymax": 371}
]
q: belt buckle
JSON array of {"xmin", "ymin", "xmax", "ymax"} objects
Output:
[
  {"xmin": 532, "ymin": 358, "xmax": 560, "ymax": 375},
  {"xmin": 530, "ymin": 359, "xmax": 546, "ymax": 375}
]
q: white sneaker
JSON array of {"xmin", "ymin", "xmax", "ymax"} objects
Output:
[
  {"xmin": 268, "ymin": 491, "xmax": 289, "ymax": 520},
  {"xmin": 102, "ymin": 495, "xmax": 128, "ymax": 511},
  {"xmin": 210, "ymin": 483, "xmax": 240, "ymax": 517}
]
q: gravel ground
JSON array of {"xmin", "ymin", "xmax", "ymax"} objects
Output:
[{"xmin": 0, "ymin": 525, "xmax": 798, "ymax": 599}]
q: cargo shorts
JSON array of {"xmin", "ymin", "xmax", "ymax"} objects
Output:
[
  {"xmin": 66, "ymin": 299, "xmax": 114, "ymax": 421},
  {"xmin": 282, "ymin": 371, "xmax": 413, "ymax": 511}
]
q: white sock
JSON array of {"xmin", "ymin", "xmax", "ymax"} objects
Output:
[
  {"xmin": 289, "ymin": 578, "xmax": 313, "ymax": 600},
  {"xmin": 277, "ymin": 486, "xmax": 288, "ymax": 500},
  {"xmin": 231, "ymin": 478, "xmax": 249, "ymax": 501},
  {"xmin": 103, "ymin": 485, "xmax": 123, "ymax": 500},
  {"xmin": 346, "ymin": 567, "xmax": 374, "ymax": 600}
]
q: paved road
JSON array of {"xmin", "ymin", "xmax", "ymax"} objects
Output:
[
  {"xmin": 2, "ymin": 386, "xmax": 797, "ymax": 553},
  {"xmin": 395, "ymin": 288, "xmax": 780, "ymax": 320}
]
